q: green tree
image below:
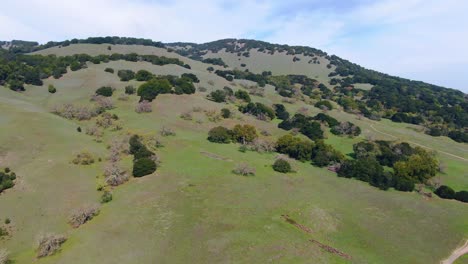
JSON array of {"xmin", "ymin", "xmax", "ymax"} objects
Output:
[
  {"xmin": 394, "ymin": 148, "xmax": 438, "ymax": 183},
  {"xmin": 231, "ymin": 124, "xmax": 257, "ymax": 144},
  {"xmin": 48, "ymin": 84, "xmax": 56, "ymax": 93},
  {"xmin": 207, "ymin": 126, "xmax": 231, "ymax": 143},
  {"xmin": 137, "ymin": 78, "xmax": 172, "ymax": 101},
  {"xmin": 133, "ymin": 157, "xmax": 157, "ymax": 177},
  {"xmin": 95, "ymin": 86, "xmax": 113, "ymax": 97},
  {"xmin": 434, "ymin": 185, "xmax": 455, "ymax": 199},
  {"xmin": 135, "ymin": 70, "xmax": 153, "ymax": 81},
  {"xmin": 273, "ymin": 159, "xmax": 292, "ymax": 173}
]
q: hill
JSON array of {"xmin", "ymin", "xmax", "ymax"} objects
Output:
[{"xmin": 0, "ymin": 37, "xmax": 467, "ymax": 264}]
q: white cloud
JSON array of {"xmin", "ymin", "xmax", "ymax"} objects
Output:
[{"xmin": 0, "ymin": 0, "xmax": 466, "ymax": 91}]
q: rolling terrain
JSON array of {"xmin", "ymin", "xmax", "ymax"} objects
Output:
[{"xmin": 0, "ymin": 39, "xmax": 467, "ymax": 264}]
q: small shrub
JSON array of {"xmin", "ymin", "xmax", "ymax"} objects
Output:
[
  {"xmin": 221, "ymin": 108, "xmax": 231, "ymax": 118},
  {"xmin": 95, "ymin": 86, "xmax": 113, "ymax": 97},
  {"xmin": 0, "ymin": 249, "xmax": 9, "ymax": 264},
  {"xmin": 273, "ymin": 158, "xmax": 292, "ymax": 173},
  {"xmin": 104, "ymin": 67, "xmax": 114, "ymax": 73},
  {"xmin": 36, "ymin": 233, "xmax": 67, "ymax": 258},
  {"xmin": 48, "ymin": 84, "xmax": 56, "ymax": 94},
  {"xmin": 180, "ymin": 112, "xmax": 193, "ymax": 120},
  {"xmin": 104, "ymin": 163, "xmax": 128, "ymax": 186},
  {"xmin": 434, "ymin": 185, "xmax": 455, "ymax": 199},
  {"xmin": 160, "ymin": 127, "xmax": 176, "ymax": 137},
  {"xmin": 233, "ymin": 163, "xmax": 255, "ymax": 176},
  {"xmin": 77, "ymin": 127, "xmax": 82, "ymax": 132},
  {"xmin": 455, "ymin": 191, "xmax": 468, "ymax": 203},
  {"xmin": 198, "ymin": 86, "xmax": 207, "ymax": 92},
  {"xmin": 135, "ymin": 100, "xmax": 152, "ymax": 113},
  {"xmin": 239, "ymin": 144, "xmax": 248, "ymax": 153},
  {"xmin": 68, "ymin": 204, "xmax": 100, "ymax": 228},
  {"xmin": 4, "ymin": 218, "xmax": 10, "ymax": 225},
  {"xmin": 72, "ymin": 151, "xmax": 95, "ymax": 165},
  {"xmin": 0, "ymin": 227, "xmax": 7, "ymax": 238},
  {"xmin": 125, "ymin": 85, "xmax": 135, "ymax": 94},
  {"xmin": 100, "ymin": 191, "xmax": 113, "ymax": 203},
  {"xmin": 208, "ymin": 126, "xmax": 231, "ymax": 143}
]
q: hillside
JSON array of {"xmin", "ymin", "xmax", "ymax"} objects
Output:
[{"xmin": 0, "ymin": 37, "xmax": 467, "ymax": 264}]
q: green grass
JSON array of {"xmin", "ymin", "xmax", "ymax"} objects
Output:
[{"xmin": 0, "ymin": 44, "xmax": 467, "ymax": 264}]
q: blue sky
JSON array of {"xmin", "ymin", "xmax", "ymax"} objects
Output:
[{"xmin": 1, "ymin": 0, "xmax": 467, "ymax": 92}]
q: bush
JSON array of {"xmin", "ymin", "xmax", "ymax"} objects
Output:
[
  {"xmin": 95, "ymin": 86, "xmax": 113, "ymax": 97},
  {"xmin": 77, "ymin": 127, "xmax": 82, "ymax": 132},
  {"xmin": 273, "ymin": 158, "xmax": 292, "ymax": 173},
  {"xmin": 434, "ymin": 185, "xmax": 455, "ymax": 199},
  {"xmin": 274, "ymin": 104, "xmax": 290, "ymax": 120},
  {"xmin": 101, "ymin": 191, "xmax": 113, "ymax": 203},
  {"xmin": 135, "ymin": 100, "xmax": 152, "ymax": 113},
  {"xmin": 68, "ymin": 204, "xmax": 100, "ymax": 228},
  {"xmin": 72, "ymin": 151, "xmax": 95, "ymax": 165},
  {"xmin": 233, "ymin": 163, "xmax": 255, "ymax": 176},
  {"xmin": 133, "ymin": 157, "xmax": 157, "ymax": 177},
  {"xmin": 137, "ymin": 78, "xmax": 172, "ymax": 101},
  {"xmin": 104, "ymin": 67, "xmax": 114, "ymax": 73},
  {"xmin": 135, "ymin": 70, "xmax": 153, "ymax": 81},
  {"xmin": 160, "ymin": 127, "xmax": 176, "ymax": 137},
  {"xmin": 331, "ymin": 121, "xmax": 361, "ymax": 137},
  {"xmin": 117, "ymin": 69, "xmax": 135, "ymax": 81},
  {"xmin": 0, "ymin": 169, "xmax": 16, "ymax": 193},
  {"xmin": 209, "ymin": 90, "xmax": 227, "ymax": 103},
  {"xmin": 125, "ymin": 85, "xmax": 135, "ymax": 94},
  {"xmin": 239, "ymin": 102, "xmax": 275, "ymax": 120},
  {"xmin": 208, "ymin": 126, "xmax": 231, "ymax": 143},
  {"xmin": 314, "ymin": 100, "xmax": 333, "ymax": 110},
  {"xmin": 0, "ymin": 249, "xmax": 9, "ymax": 264},
  {"xmin": 181, "ymin": 73, "xmax": 200, "ymax": 83},
  {"xmin": 36, "ymin": 233, "xmax": 67, "ymax": 258},
  {"xmin": 48, "ymin": 84, "xmax": 56, "ymax": 93},
  {"xmin": 104, "ymin": 163, "xmax": 128, "ymax": 186},
  {"xmin": 235, "ymin": 89, "xmax": 251, "ymax": 102},
  {"xmin": 455, "ymin": 191, "xmax": 468, "ymax": 203},
  {"xmin": 221, "ymin": 108, "xmax": 231, "ymax": 118}
]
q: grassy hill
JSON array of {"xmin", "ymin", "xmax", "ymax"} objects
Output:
[{"xmin": 0, "ymin": 40, "xmax": 467, "ymax": 264}]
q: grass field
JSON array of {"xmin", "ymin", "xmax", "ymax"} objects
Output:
[{"xmin": 0, "ymin": 44, "xmax": 467, "ymax": 263}]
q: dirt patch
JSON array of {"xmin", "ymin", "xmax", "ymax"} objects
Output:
[
  {"xmin": 281, "ymin": 214, "xmax": 351, "ymax": 260},
  {"xmin": 441, "ymin": 240, "xmax": 468, "ymax": 264},
  {"xmin": 200, "ymin": 151, "xmax": 232, "ymax": 162}
]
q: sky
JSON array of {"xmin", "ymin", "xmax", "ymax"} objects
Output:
[{"xmin": 1, "ymin": 0, "xmax": 467, "ymax": 92}]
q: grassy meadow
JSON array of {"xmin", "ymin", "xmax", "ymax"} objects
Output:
[{"xmin": 0, "ymin": 44, "xmax": 466, "ymax": 263}]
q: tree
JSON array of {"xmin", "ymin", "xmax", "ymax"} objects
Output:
[
  {"xmin": 104, "ymin": 67, "xmax": 114, "ymax": 73},
  {"xmin": 174, "ymin": 78, "xmax": 195, "ymax": 94},
  {"xmin": 95, "ymin": 86, "xmax": 113, "ymax": 97},
  {"xmin": 393, "ymin": 148, "xmax": 438, "ymax": 183},
  {"xmin": 455, "ymin": 191, "xmax": 468, "ymax": 203},
  {"xmin": 221, "ymin": 108, "xmax": 231, "ymax": 118},
  {"xmin": 181, "ymin": 73, "xmax": 200, "ymax": 83},
  {"xmin": 273, "ymin": 159, "xmax": 292, "ymax": 173},
  {"xmin": 133, "ymin": 157, "xmax": 157, "ymax": 177},
  {"xmin": 231, "ymin": 124, "xmax": 257, "ymax": 144},
  {"xmin": 117, "ymin": 69, "xmax": 135, "ymax": 81},
  {"xmin": 135, "ymin": 70, "xmax": 153, "ymax": 81},
  {"xmin": 48, "ymin": 84, "xmax": 56, "ymax": 93},
  {"xmin": 314, "ymin": 100, "xmax": 333, "ymax": 110},
  {"xmin": 209, "ymin": 90, "xmax": 227, "ymax": 103},
  {"xmin": 276, "ymin": 134, "xmax": 314, "ymax": 161},
  {"xmin": 434, "ymin": 185, "xmax": 455, "ymax": 199},
  {"xmin": 235, "ymin": 89, "xmax": 251, "ymax": 102},
  {"xmin": 137, "ymin": 78, "xmax": 172, "ymax": 101},
  {"xmin": 207, "ymin": 126, "xmax": 231, "ymax": 143},
  {"xmin": 125, "ymin": 85, "xmax": 135, "ymax": 94},
  {"xmin": 274, "ymin": 104, "xmax": 290, "ymax": 120}
]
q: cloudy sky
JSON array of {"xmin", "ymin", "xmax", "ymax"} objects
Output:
[{"xmin": 1, "ymin": 0, "xmax": 467, "ymax": 92}]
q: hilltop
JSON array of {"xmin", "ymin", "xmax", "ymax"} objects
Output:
[{"xmin": 0, "ymin": 37, "xmax": 466, "ymax": 264}]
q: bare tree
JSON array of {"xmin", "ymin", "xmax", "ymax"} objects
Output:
[
  {"xmin": 68, "ymin": 204, "xmax": 100, "ymax": 228},
  {"xmin": 36, "ymin": 233, "xmax": 67, "ymax": 258},
  {"xmin": 233, "ymin": 163, "xmax": 256, "ymax": 176},
  {"xmin": 0, "ymin": 249, "xmax": 9, "ymax": 264},
  {"xmin": 135, "ymin": 100, "xmax": 152, "ymax": 113},
  {"xmin": 104, "ymin": 163, "xmax": 128, "ymax": 186}
]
